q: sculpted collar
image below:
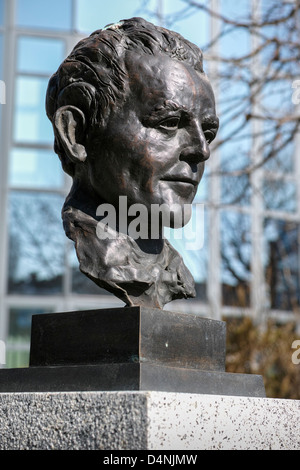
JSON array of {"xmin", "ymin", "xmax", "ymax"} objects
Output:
[{"xmin": 62, "ymin": 205, "xmax": 196, "ymax": 308}]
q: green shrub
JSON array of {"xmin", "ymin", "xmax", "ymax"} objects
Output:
[{"xmin": 225, "ymin": 317, "xmax": 300, "ymax": 399}]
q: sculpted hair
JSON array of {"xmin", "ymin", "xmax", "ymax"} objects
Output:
[{"xmin": 46, "ymin": 17, "xmax": 204, "ymax": 177}]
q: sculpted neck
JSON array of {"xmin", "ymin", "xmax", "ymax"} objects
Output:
[{"xmin": 64, "ymin": 178, "xmax": 165, "ymax": 256}]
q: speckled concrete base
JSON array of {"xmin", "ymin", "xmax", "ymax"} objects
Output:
[{"xmin": 0, "ymin": 391, "xmax": 299, "ymax": 450}]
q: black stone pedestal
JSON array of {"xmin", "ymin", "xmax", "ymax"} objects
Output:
[{"xmin": 0, "ymin": 307, "xmax": 265, "ymax": 397}]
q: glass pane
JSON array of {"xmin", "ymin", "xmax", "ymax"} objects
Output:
[
  {"xmin": 7, "ymin": 306, "xmax": 54, "ymax": 368},
  {"xmin": 263, "ymin": 140, "xmax": 294, "ymax": 173},
  {"xmin": 70, "ymin": 249, "xmax": 111, "ymax": 295},
  {"xmin": 263, "ymin": 179, "xmax": 297, "ymax": 213},
  {"xmin": 165, "ymin": 204, "xmax": 208, "ymax": 301},
  {"xmin": 0, "ymin": 34, "xmax": 3, "ymax": 127},
  {"xmin": 262, "ymin": 80, "xmax": 296, "ymax": 176},
  {"xmin": 220, "ymin": 117, "xmax": 252, "ymax": 206},
  {"xmin": 221, "ymin": 172, "xmax": 251, "ymax": 206},
  {"xmin": 9, "ymin": 307, "xmax": 53, "ymax": 342},
  {"xmin": 75, "ymin": 0, "xmax": 141, "ymax": 33},
  {"xmin": 194, "ymin": 170, "xmax": 209, "ymax": 203},
  {"xmin": 221, "ymin": 211, "xmax": 251, "ymax": 307},
  {"xmin": 221, "ymin": 152, "xmax": 251, "ymax": 206},
  {"xmin": 8, "ymin": 191, "xmax": 65, "ymax": 295},
  {"xmin": 163, "ymin": 0, "xmax": 209, "ymax": 48},
  {"xmin": 0, "ymin": 34, "xmax": 3, "ymax": 78},
  {"xmin": 17, "ymin": 36, "xmax": 65, "ymax": 75},
  {"xmin": 9, "ymin": 148, "xmax": 64, "ymax": 189},
  {"xmin": 221, "ymin": 0, "xmax": 250, "ymax": 15},
  {"xmin": 220, "ymin": 0, "xmax": 250, "ymax": 59},
  {"xmin": 264, "ymin": 219, "xmax": 300, "ymax": 310},
  {"xmin": 75, "ymin": 0, "xmax": 209, "ymax": 48},
  {"xmin": 17, "ymin": 0, "xmax": 72, "ymax": 31},
  {"xmin": 5, "ymin": 347, "xmax": 30, "ymax": 369},
  {"xmin": 0, "ymin": 0, "xmax": 4, "ymax": 26},
  {"xmin": 14, "ymin": 76, "xmax": 53, "ymax": 144},
  {"xmin": 262, "ymin": 80, "xmax": 294, "ymax": 119}
]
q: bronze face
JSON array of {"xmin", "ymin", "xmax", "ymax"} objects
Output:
[
  {"xmin": 46, "ymin": 17, "xmax": 219, "ymax": 307},
  {"xmin": 86, "ymin": 52, "xmax": 218, "ymax": 227}
]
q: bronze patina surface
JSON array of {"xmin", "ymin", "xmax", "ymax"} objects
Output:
[{"xmin": 46, "ymin": 17, "xmax": 219, "ymax": 308}]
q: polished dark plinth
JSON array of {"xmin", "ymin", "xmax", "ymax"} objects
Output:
[{"xmin": 0, "ymin": 307, "xmax": 265, "ymax": 396}]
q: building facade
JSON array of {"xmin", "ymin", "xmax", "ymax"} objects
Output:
[{"xmin": 0, "ymin": 0, "xmax": 299, "ymax": 367}]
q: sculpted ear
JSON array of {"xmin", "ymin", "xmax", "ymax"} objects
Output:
[{"xmin": 53, "ymin": 105, "xmax": 87, "ymax": 163}]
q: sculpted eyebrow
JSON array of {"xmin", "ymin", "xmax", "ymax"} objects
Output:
[
  {"xmin": 202, "ymin": 115, "xmax": 219, "ymax": 128},
  {"xmin": 142, "ymin": 101, "xmax": 185, "ymax": 125},
  {"xmin": 142, "ymin": 102, "xmax": 219, "ymax": 129}
]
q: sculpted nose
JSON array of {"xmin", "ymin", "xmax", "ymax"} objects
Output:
[{"xmin": 180, "ymin": 124, "xmax": 210, "ymax": 164}]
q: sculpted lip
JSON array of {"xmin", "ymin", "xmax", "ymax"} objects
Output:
[{"xmin": 160, "ymin": 175, "xmax": 198, "ymax": 187}]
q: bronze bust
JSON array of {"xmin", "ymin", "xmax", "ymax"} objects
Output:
[{"xmin": 46, "ymin": 17, "xmax": 219, "ymax": 309}]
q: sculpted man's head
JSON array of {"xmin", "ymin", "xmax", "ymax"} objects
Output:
[{"xmin": 46, "ymin": 17, "xmax": 219, "ymax": 308}]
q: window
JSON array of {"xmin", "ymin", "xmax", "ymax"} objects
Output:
[
  {"xmin": 70, "ymin": 248, "xmax": 109, "ymax": 295},
  {"xmin": 161, "ymin": 0, "xmax": 209, "ymax": 48},
  {"xmin": 194, "ymin": 170, "xmax": 209, "ymax": 203},
  {"xmin": 264, "ymin": 219, "xmax": 300, "ymax": 311},
  {"xmin": 16, "ymin": 0, "xmax": 73, "ymax": 31},
  {"xmin": 9, "ymin": 306, "xmax": 52, "ymax": 342},
  {"xmin": 220, "ymin": 0, "xmax": 251, "ymax": 59},
  {"xmin": 0, "ymin": 0, "xmax": 4, "ymax": 27},
  {"xmin": 17, "ymin": 36, "xmax": 65, "ymax": 75},
  {"xmin": 262, "ymin": 81, "xmax": 296, "ymax": 177},
  {"xmin": 7, "ymin": 306, "xmax": 54, "ymax": 368},
  {"xmin": 219, "ymin": 87, "xmax": 252, "ymax": 207},
  {"xmin": 8, "ymin": 192, "xmax": 65, "ymax": 295},
  {"xmin": 264, "ymin": 141, "xmax": 294, "ymax": 174},
  {"xmin": 263, "ymin": 179, "xmax": 297, "ymax": 213},
  {"xmin": 221, "ymin": 210, "xmax": 251, "ymax": 307},
  {"xmin": 0, "ymin": 1, "xmax": 299, "ymax": 374},
  {"xmin": 9, "ymin": 148, "xmax": 64, "ymax": 189},
  {"xmin": 167, "ymin": 205, "xmax": 208, "ymax": 302},
  {"xmin": 14, "ymin": 76, "xmax": 53, "ymax": 144},
  {"xmin": 75, "ymin": 0, "xmax": 141, "ymax": 33},
  {"xmin": 221, "ymin": 148, "xmax": 252, "ymax": 206},
  {"xmin": 0, "ymin": 34, "xmax": 3, "ymax": 78},
  {"xmin": 0, "ymin": 33, "xmax": 3, "ymax": 126}
]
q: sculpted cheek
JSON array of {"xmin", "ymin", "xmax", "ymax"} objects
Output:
[
  {"xmin": 141, "ymin": 153, "xmax": 156, "ymax": 194},
  {"xmin": 129, "ymin": 140, "xmax": 155, "ymax": 194},
  {"xmin": 116, "ymin": 173, "xmax": 127, "ymax": 192}
]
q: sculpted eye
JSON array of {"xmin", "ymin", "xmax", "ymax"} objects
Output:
[
  {"xmin": 203, "ymin": 128, "xmax": 217, "ymax": 144},
  {"xmin": 202, "ymin": 118, "xmax": 219, "ymax": 144},
  {"xmin": 157, "ymin": 117, "xmax": 180, "ymax": 131}
]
